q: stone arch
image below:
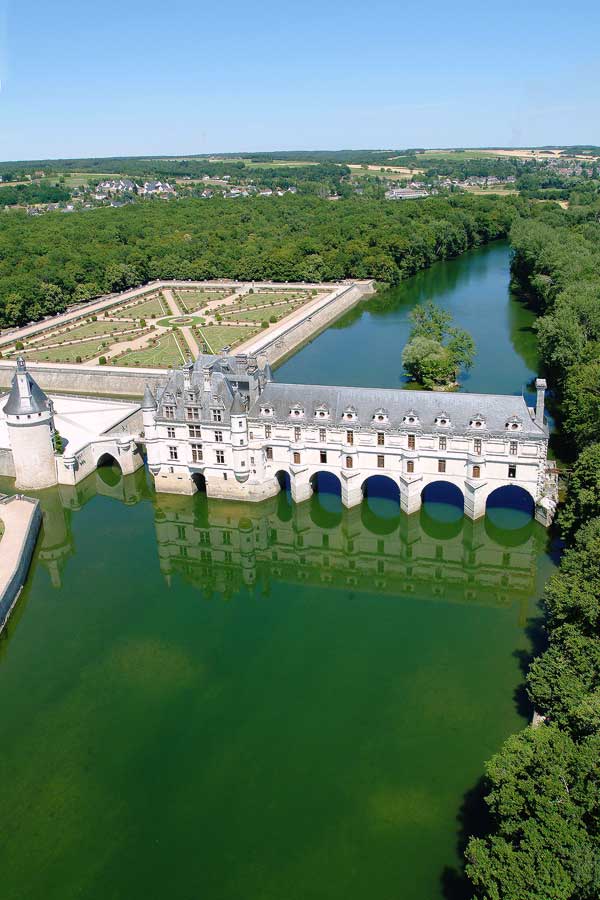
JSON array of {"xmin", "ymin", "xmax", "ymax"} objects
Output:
[
  {"xmin": 420, "ymin": 480, "xmax": 464, "ymax": 539},
  {"xmin": 275, "ymin": 470, "xmax": 291, "ymax": 492},
  {"xmin": 309, "ymin": 471, "xmax": 342, "ymax": 497},
  {"xmin": 191, "ymin": 472, "xmax": 207, "ymax": 494},
  {"xmin": 95, "ymin": 452, "xmax": 122, "ymax": 488},
  {"xmin": 360, "ymin": 475, "xmax": 401, "ymax": 533},
  {"xmin": 309, "ymin": 471, "xmax": 342, "ymax": 528},
  {"xmin": 485, "ymin": 484, "xmax": 535, "ymax": 528}
]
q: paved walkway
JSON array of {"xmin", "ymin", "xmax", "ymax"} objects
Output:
[{"xmin": 0, "ymin": 496, "xmax": 40, "ymax": 631}]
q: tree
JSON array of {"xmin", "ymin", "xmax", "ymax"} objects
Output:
[
  {"xmin": 559, "ymin": 445, "xmax": 600, "ymax": 539},
  {"xmin": 466, "ymin": 725, "xmax": 600, "ymax": 900},
  {"xmin": 402, "ymin": 301, "xmax": 475, "ymax": 388}
]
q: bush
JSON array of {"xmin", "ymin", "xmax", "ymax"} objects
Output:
[
  {"xmin": 75, "ymin": 355, "xmax": 82, "ymax": 364},
  {"xmin": 15, "ymin": 341, "xmax": 24, "ymax": 351},
  {"xmin": 99, "ymin": 356, "xmax": 107, "ymax": 365},
  {"xmin": 261, "ymin": 321, "xmax": 269, "ymax": 329},
  {"xmin": 269, "ymin": 315, "xmax": 277, "ymax": 323}
]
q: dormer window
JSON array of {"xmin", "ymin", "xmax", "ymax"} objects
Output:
[
  {"xmin": 260, "ymin": 406, "xmax": 273, "ymax": 417},
  {"xmin": 343, "ymin": 406, "xmax": 357, "ymax": 422},
  {"xmin": 469, "ymin": 415, "xmax": 486, "ymax": 429},
  {"xmin": 403, "ymin": 410, "xmax": 419, "ymax": 426},
  {"xmin": 314, "ymin": 404, "xmax": 329, "ymax": 419},
  {"xmin": 505, "ymin": 417, "xmax": 522, "ymax": 431},
  {"xmin": 435, "ymin": 413, "xmax": 450, "ymax": 428},
  {"xmin": 372, "ymin": 408, "xmax": 389, "ymax": 425},
  {"xmin": 289, "ymin": 404, "xmax": 304, "ymax": 419}
]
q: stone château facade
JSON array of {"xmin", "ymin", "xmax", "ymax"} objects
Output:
[{"xmin": 144, "ymin": 353, "xmax": 558, "ymax": 524}]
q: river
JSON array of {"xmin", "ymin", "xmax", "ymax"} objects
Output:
[{"xmin": 0, "ymin": 241, "xmax": 555, "ymax": 900}]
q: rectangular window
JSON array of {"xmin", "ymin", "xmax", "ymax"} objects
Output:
[
  {"xmin": 346, "ymin": 430, "xmax": 354, "ymax": 445},
  {"xmin": 191, "ymin": 443, "xmax": 203, "ymax": 462},
  {"xmin": 188, "ymin": 424, "xmax": 201, "ymax": 438},
  {"xmin": 320, "ymin": 450, "xmax": 327, "ymax": 464},
  {"xmin": 509, "ymin": 441, "xmax": 518, "ymax": 456},
  {"xmin": 222, "ymin": 530, "xmax": 231, "ymax": 545},
  {"xmin": 167, "ymin": 426, "xmax": 175, "ymax": 439},
  {"xmin": 346, "ymin": 456, "xmax": 353, "ymax": 469},
  {"xmin": 293, "ymin": 451, "xmax": 301, "ymax": 464},
  {"xmin": 187, "ymin": 392, "xmax": 194, "ymax": 402},
  {"xmin": 508, "ymin": 464, "xmax": 516, "ymax": 479},
  {"xmin": 215, "ymin": 449, "xmax": 225, "ymax": 464},
  {"xmin": 377, "ymin": 455, "xmax": 384, "ymax": 468},
  {"xmin": 294, "ymin": 426, "xmax": 301, "ymax": 441},
  {"xmin": 406, "ymin": 460, "xmax": 414, "ymax": 474},
  {"xmin": 265, "ymin": 424, "xmax": 272, "ymax": 438},
  {"xmin": 438, "ymin": 459, "xmax": 446, "ymax": 473},
  {"xmin": 408, "ymin": 434, "xmax": 415, "ymax": 450},
  {"xmin": 177, "ymin": 525, "xmax": 186, "ymax": 540},
  {"xmin": 266, "ymin": 447, "xmax": 273, "ymax": 460},
  {"xmin": 211, "ymin": 409, "xmax": 222, "ymax": 423},
  {"xmin": 319, "ymin": 427, "xmax": 326, "ymax": 442},
  {"xmin": 168, "ymin": 445, "xmax": 178, "ymax": 461},
  {"xmin": 439, "ymin": 436, "xmax": 447, "ymax": 451},
  {"xmin": 214, "ymin": 430, "xmax": 223, "ymax": 442},
  {"xmin": 186, "ymin": 406, "xmax": 199, "ymax": 421},
  {"xmin": 164, "ymin": 405, "xmax": 175, "ymax": 420},
  {"xmin": 474, "ymin": 438, "xmax": 482, "ymax": 455},
  {"xmin": 377, "ymin": 432, "xmax": 385, "ymax": 446}
]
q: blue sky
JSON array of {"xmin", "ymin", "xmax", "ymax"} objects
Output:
[{"xmin": 1, "ymin": 0, "xmax": 599, "ymax": 160}]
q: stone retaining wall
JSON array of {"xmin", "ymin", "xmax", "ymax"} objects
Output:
[{"xmin": 0, "ymin": 496, "xmax": 42, "ymax": 634}]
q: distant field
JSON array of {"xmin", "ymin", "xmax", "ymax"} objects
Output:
[
  {"xmin": 110, "ymin": 296, "xmax": 166, "ymax": 319},
  {"xmin": 461, "ymin": 184, "xmax": 519, "ymax": 195},
  {"xmin": 176, "ymin": 290, "xmax": 228, "ymax": 313},
  {"xmin": 197, "ymin": 324, "xmax": 259, "ymax": 353},
  {"xmin": 115, "ymin": 332, "xmax": 185, "ymax": 368}
]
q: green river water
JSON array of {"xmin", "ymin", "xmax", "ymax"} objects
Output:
[{"xmin": 0, "ymin": 241, "xmax": 556, "ymax": 900}]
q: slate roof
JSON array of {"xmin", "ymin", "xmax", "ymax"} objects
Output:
[
  {"xmin": 4, "ymin": 358, "xmax": 50, "ymax": 416},
  {"xmin": 247, "ymin": 383, "xmax": 546, "ymax": 438}
]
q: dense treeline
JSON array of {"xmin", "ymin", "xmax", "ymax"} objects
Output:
[
  {"xmin": 465, "ymin": 200, "xmax": 600, "ymax": 900},
  {"xmin": 0, "ymin": 194, "xmax": 518, "ymax": 328},
  {"xmin": 0, "ymin": 182, "xmax": 71, "ymax": 206}
]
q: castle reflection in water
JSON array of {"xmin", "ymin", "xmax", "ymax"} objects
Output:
[{"xmin": 25, "ymin": 462, "xmax": 548, "ymax": 626}]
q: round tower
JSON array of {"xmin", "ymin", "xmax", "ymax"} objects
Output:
[{"xmin": 5, "ymin": 358, "xmax": 57, "ymax": 490}]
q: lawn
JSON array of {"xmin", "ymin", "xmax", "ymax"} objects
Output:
[
  {"xmin": 197, "ymin": 325, "xmax": 260, "ymax": 353},
  {"xmin": 110, "ymin": 296, "xmax": 166, "ymax": 319},
  {"xmin": 176, "ymin": 290, "xmax": 228, "ymax": 313},
  {"xmin": 27, "ymin": 320, "xmax": 138, "ymax": 347},
  {"xmin": 115, "ymin": 332, "xmax": 186, "ymax": 368},
  {"xmin": 22, "ymin": 338, "xmax": 114, "ymax": 363},
  {"xmin": 216, "ymin": 290, "xmax": 311, "ymax": 311},
  {"xmin": 221, "ymin": 300, "xmax": 301, "ymax": 323}
]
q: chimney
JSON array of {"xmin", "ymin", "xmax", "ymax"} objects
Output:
[{"xmin": 535, "ymin": 378, "xmax": 547, "ymax": 426}]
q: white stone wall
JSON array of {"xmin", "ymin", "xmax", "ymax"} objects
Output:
[{"xmin": 149, "ymin": 413, "xmax": 548, "ymax": 520}]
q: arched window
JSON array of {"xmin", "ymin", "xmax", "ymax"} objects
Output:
[
  {"xmin": 346, "ymin": 456, "xmax": 353, "ymax": 469},
  {"xmin": 473, "ymin": 465, "xmax": 481, "ymax": 479}
]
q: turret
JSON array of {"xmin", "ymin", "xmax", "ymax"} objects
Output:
[
  {"xmin": 141, "ymin": 383, "xmax": 159, "ymax": 468},
  {"xmin": 5, "ymin": 358, "xmax": 57, "ymax": 489},
  {"xmin": 535, "ymin": 378, "xmax": 547, "ymax": 427},
  {"xmin": 230, "ymin": 391, "xmax": 250, "ymax": 483}
]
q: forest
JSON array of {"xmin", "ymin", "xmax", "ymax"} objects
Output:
[
  {"xmin": 0, "ymin": 193, "xmax": 518, "ymax": 329},
  {"xmin": 465, "ymin": 198, "xmax": 600, "ymax": 900}
]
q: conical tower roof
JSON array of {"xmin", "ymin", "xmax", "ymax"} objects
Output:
[
  {"xmin": 142, "ymin": 383, "xmax": 157, "ymax": 410},
  {"xmin": 4, "ymin": 357, "xmax": 50, "ymax": 416}
]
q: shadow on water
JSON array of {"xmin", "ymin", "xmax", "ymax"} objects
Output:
[{"xmin": 441, "ymin": 777, "xmax": 492, "ymax": 900}]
